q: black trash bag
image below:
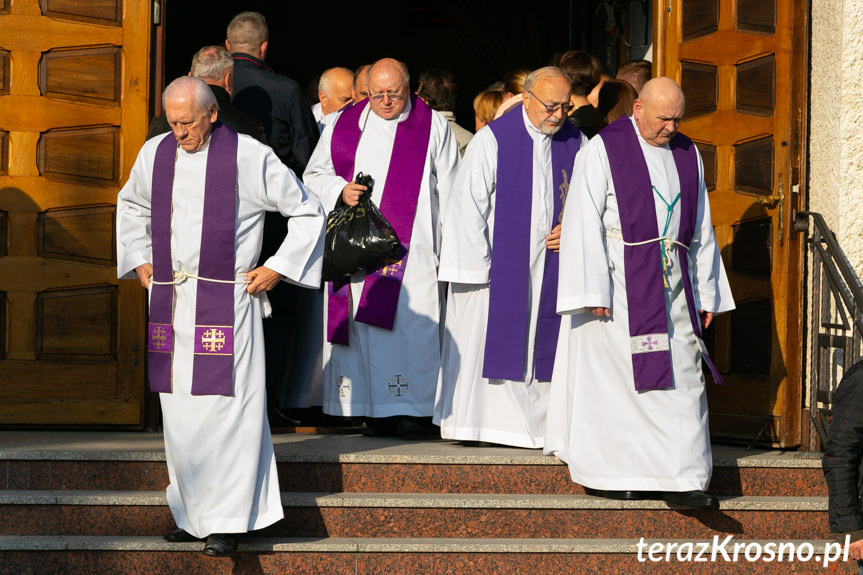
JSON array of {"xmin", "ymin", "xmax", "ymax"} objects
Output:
[{"xmin": 322, "ymin": 172, "xmax": 402, "ymax": 282}]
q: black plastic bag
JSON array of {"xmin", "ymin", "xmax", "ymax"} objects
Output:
[{"xmin": 322, "ymin": 172, "xmax": 402, "ymax": 281}]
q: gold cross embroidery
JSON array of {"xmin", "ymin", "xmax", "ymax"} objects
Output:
[
  {"xmin": 151, "ymin": 326, "xmax": 168, "ymax": 350},
  {"xmin": 201, "ymin": 328, "xmax": 226, "ymax": 352},
  {"xmin": 379, "ymin": 257, "xmax": 404, "ymax": 277}
]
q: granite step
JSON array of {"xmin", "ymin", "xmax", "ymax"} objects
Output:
[
  {"xmin": 0, "ymin": 490, "xmax": 833, "ymax": 540},
  {"xmin": 0, "ymin": 432, "xmax": 826, "ymax": 497},
  {"xmin": 0, "ymin": 536, "xmax": 850, "ymax": 575}
]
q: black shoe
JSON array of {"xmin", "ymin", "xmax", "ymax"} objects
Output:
[
  {"xmin": 362, "ymin": 417, "xmax": 398, "ymax": 437},
  {"xmin": 202, "ymin": 533, "xmax": 238, "ymax": 557},
  {"xmin": 661, "ymin": 490, "xmax": 719, "ymax": 509},
  {"xmin": 268, "ymin": 403, "xmax": 300, "ymax": 427},
  {"xmin": 394, "ymin": 417, "xmax": 439, "ymax": 439},
  {"xmin": 586, "ymin": 488, "xmax": 646, "ymax": 501},
  {"xmin": 163, "ymin": 528, "xmax": 202, "ymax": 542}
]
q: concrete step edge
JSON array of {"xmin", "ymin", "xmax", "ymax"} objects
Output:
[
  {"xmin": 0, "ymin": 490, "xmax": 830, "ymax": 511},
  {"xmin": 0, "ymin": 535, "xmax": 843, "ymax": 555},
  {"xmin": 0, "ymin": 451, "xmax": 824, "ymax": 469}
]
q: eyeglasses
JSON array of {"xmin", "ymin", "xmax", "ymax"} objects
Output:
[
  {"xmin": 526, "ymin": 90, "xmax": 575, "ymax": 115},
  {"xmin": 370, "ymin": 91, "xmax": 405, "ymax": 102}
]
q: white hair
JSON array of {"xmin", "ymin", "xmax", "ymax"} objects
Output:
[{"xmin": 162, "ymin": 76, "xmax": 218, "ymax": 113}]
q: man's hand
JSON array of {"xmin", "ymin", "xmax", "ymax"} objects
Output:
[
  {"xmin": 341, "ymin": 181, "xmax": 368, "ymax": 207},
  {"xmin": 588, "ymin": 307, "xmax": 610, "ymax": 318},
  {"xmin": 847, "ymin": 538, "xmax": 863, "ymax": 560},
  {"xmin": 699, "ymin": 310, "xmax": 714, "ymax": 330},
  {"xmin": 135, "ymin": 263, "xmax": 153, "ymax": 289},
  {"xmin": 246, "ymin": 266, "xmax": 284, "ymax": 295},
  {"xmin": 545, "ymin": 224, "xmax": 562, "ymax": 252}
]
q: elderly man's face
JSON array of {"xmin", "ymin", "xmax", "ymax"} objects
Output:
[
  {"xmin": 633, "ymin": 91, "xmax": 684, "ymax": 147},
  {"xmin": 166, "ymin": 97, "xmax": 217, "ymax": 153},
  {"xmin": 321, "ymin": 75, "xmax": 354, "ymax": 116},
  {"xmin": 522, "ymin": 76, "xmax": 573, "ymax": 136},
  {"xmin": 367, "ymin": 67, "xmax": 408, "ymax": 120}
]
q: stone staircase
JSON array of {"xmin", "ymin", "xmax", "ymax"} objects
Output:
[{"xmin": 0, "ymin": 431, "xmax": 847, "ymax": 574}]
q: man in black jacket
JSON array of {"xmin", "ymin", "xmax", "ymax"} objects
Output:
[
  {"xmin": 226, "ymin": 11, "xmax": 323, "ymax": 425},
  {"xmin": 147, "ymin": 46, "xmax": 265, "ymax": 144},
  {"xmin": 225, "ymin": 11, "xmax": 318, "ymax": 175},
  {"xmin": 823, "ymin": 360, "xmax": 863, "ymax": 571}
]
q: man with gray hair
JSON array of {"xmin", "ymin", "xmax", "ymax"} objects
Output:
[
  {"xmin": 147, "ymin": 46, "xmax": 265, "ymax": 143},
  {"xmin": 117, "ymin": 75, "xmax": 325, "ymax": 556},
  {"xmin": 434, "ymin": 67, "xmax": 586, "ymax": 448}
]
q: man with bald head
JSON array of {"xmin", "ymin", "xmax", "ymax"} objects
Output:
[
  {"xmin": 545, "ymin": 77, "xmax": 734, "ymax": 508},
  {"xmin": 117, "ymin": 76, "xmax": 325, "ymax": 556},
  {"xmin": 304, "ymin": 57, "xmax": 460, "ymax": 437},
  {"xmin": 314, "ymin": 66, "xmax": 355, "ymax": 132},
  {"xmin": 434, "ymin": 67, "xmax": 586, "ymax": 448}
]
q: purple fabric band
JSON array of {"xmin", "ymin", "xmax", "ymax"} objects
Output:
[
  {"xmin": 148, "ymin": 124, "xmax": 239, "ymax": 396},
  {"xmin": 535, "ymin": 123, "xmax": 582, "ymax": 381},
  {"xmin": 483, "ymin": 106, "xmax": 581, "ymax": 381},
  {"xmin": 148, "ymin": 135, "xmax": 180, "ymax": 393},
  {"xmin": 602, "ymin": 117, "xmax": 722, "ymax": 390},
  {"xmin": 191, "ymin": 124, "xmax": 238, "ymax": 395},
  {"xmin": 326, "ymin": 95, "xmax": 432, "ymax": 344},
  {"xmin": 672, "ymin": 138, "xmax": 725, "ymax": 385}
]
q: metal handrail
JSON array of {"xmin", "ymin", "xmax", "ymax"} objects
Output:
[{"xmin": 796, "ymin": 211, "xmax": 863, "ymax": 448}]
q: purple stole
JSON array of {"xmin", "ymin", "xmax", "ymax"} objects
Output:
[
  {"xmin": 326, "ymin": 95, "xmax": 432, "ymax": 345},
  {"xmin": 483, "ymin": 105, "xmax": 581, "ymax": 381},
  {"xmin": 147, "ymin": 123, "xmax": 239, "ymax": 396},
  {"xmin": 601, "ymin": 117, "xmax": 724, "ymax": 391}
]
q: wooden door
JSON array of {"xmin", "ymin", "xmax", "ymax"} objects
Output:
[
  {"xmin": 0, "ymin": 0, "xmax": 151, "ymax": 426},
  {"xmin": 656, "ymin": 0, "xmax": 808, "ymax": 447}
]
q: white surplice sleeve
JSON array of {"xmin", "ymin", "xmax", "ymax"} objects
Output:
[
  {"xmin": 116, "ymin": 136, "xmax": 164, "ymax": 280},
  {"xmin": 429, "ymin": 109, "xmax": 461, "ymax": 256},
  {"xmin": 556, "ymin": 137, "xmax": 614, "ymax": 315},
  {"xmin": 246, "ymin": 138, "xmax": 326, "ymax": 289},
  {"xmin": 437, "ymin": 126, "xmax": 497, "ymax": 284}
]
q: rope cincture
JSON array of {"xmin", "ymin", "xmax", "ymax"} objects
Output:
[
  {"xmin": 150, "ymin": 267, "xmax": 272, "ymax": 318},
  {"xmin": 150, "ymin": 269, "xmax": 251, "ymax": 286},
  {"xmin": 603, "ymin": 231, "xmax": 690, "ymax": 252}
]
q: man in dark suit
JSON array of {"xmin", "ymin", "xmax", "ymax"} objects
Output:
[
  {"xmin": 147, "ymin": 46, "xmax": 265, "ymax": 143},
  {"xmin": 225, "ymin": 11, "xmax": 318, "ymax": 175},
  {"xmin": 226, "ymin": 11, "xmax": 323, "ymax": 426}
]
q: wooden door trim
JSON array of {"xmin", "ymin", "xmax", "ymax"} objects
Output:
[{"xmin": 653, "ymin": 0, "xmax": 810, "ymax": 447}]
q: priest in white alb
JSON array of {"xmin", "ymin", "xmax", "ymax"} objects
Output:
[
  {"xmin": 434, "ymin": 67, "xmax": 586, "ymax": 448},
  {"xmin": 116, "ymin": 76, "xmax": 325, "ymax": 555},
  {"xmin": 544, "ymin": 77, "xmax": 734, "ymax": 509},
  {"xmin": 303, "ymin": 58, "xmax": 459, "ymax": 438}
]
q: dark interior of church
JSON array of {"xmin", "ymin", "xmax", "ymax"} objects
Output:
[{"xmin": 160, "ymin": 1, "xmax": 649, "ymax": 131}]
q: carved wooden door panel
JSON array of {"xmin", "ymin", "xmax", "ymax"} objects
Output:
[
  {"xmin": 656, "ymin": 0, "xmax": 808, "ymax": 446},
  {"xmin": 0, "ymin": 0, "xmax": 150, "ymax": 425}
]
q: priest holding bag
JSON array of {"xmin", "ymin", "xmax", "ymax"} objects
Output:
[
  {"xmin": 117, "ymin": 76, "xmax": 325, "ymax": 556},
  {"xmin": 304, "ymin": 58, "xmax": 460, "ymax": 437}
]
